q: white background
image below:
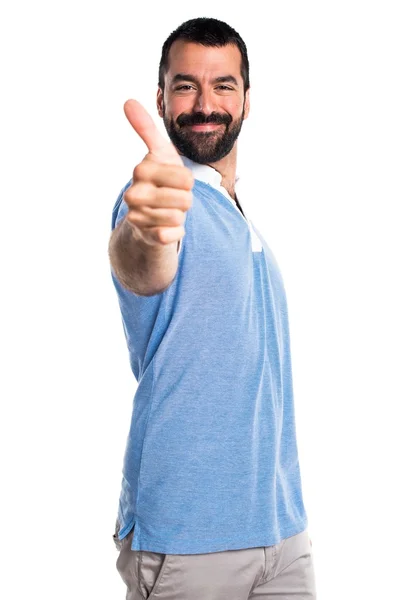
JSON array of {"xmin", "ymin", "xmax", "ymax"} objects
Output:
[{"xmin": 1, "ymin": 1, "xmax": 399, "ymax": 598}]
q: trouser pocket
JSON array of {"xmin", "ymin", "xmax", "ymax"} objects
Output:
[
  {"xmin": 137, "ymin": 550, "xmax": 171, "ymax": 600},
  {"xmin": 112, "ymin": 518, "xmax": 123, "ymax": 551}
]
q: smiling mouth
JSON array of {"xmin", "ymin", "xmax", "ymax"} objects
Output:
[{"xmin": 187, "ymin": 123, "xmax": 223, "ymax": 132}]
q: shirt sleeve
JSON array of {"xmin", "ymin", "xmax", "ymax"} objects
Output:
[{"xmin": 111, "ymin": 180, "xmax": 132, "ymax": 231}]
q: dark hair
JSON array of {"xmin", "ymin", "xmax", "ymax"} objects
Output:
[{"xmin": 158, "ymin": 17, "xmax": 250, "ymax": 92}]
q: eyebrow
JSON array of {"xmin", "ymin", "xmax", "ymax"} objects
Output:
[{"xmin": 171, "ymin": 73, "xmax": 239, "ymax": 86}]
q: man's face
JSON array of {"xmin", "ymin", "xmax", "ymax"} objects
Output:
[{"xmin": 157, "ymin": 40, "xmax": 250, "ymax": 164}]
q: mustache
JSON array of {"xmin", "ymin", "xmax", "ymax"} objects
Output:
[{"xmin": 177, "ymin": 111, "xmax": 232, "ymax": 127}]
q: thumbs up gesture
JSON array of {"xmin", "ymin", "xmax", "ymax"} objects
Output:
[{"xmin": 122, "ymin": 99, "xmax": 194, "ymax": 247}]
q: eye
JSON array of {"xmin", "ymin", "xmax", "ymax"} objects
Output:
[
  {"xmin": 216, "ymin": 85, "xmax": 232, "ymax": 90},
  {"xmin": 175, "ymin": 85, "xmax": 195, "ymax": 91}
]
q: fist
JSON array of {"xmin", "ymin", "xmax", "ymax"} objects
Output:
[{"xmin": 122, "ymin": 99, "xmax": 194, "ymax": 247}]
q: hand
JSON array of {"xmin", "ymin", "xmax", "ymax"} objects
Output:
[{"xmin": 122, "ymin": 99, "xmax": 193, "ymax": 247}]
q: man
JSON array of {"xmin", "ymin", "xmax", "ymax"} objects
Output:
[{"xmin": 108, "ymin": 17, "xmax": 317, "ymax": 600}]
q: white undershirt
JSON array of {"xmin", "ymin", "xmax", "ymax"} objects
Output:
[{"xmin": 181, "ymin": 156, "xmax": 242, "ymax": 212}]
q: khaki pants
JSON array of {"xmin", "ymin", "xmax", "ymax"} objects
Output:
[{"xmin": 113, "ymin": 523, "xmax": 317, "ymax": 599}]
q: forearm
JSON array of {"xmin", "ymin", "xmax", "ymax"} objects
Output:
[{"xmin": 108, "ymin": 217, "xmax": 179, "ymax": 296}]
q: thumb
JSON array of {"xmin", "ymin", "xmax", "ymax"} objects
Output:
[{"xmin": 124, "ymin": 99, "xmax": 182, "ymax": 165}]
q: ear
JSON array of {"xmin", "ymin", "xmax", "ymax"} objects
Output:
[
  {"xmin": 156, "ymin": 88, "xmax": 164, "ymax": 118},
  {"xmin": 243, "ymin": 88, "xmax": 250, "ymax": 120}
]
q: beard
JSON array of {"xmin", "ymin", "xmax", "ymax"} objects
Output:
[{"xmin": 163, "ymin": 106, "xmax": 245, "ymax": 164}]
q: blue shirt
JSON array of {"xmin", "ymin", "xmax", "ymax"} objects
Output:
[{"xmin": 110, "ymin": 158, "xmax": 308, "ymax": 554}]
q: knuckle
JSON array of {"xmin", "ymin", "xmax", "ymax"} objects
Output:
[
  {"xmin": 122, "ymin": 188, "xmax": 135, "ymax": 208},
  {"xmin": 123, "ymin": 192, "xmax": 139, "ymax": 211},
  {"xmin": 133, "ymin": 162, "xmax": 148, "ymax": 181},
  {"xmin": 125, "ymin": 182, "xmax": 154, "ymax": 207}
]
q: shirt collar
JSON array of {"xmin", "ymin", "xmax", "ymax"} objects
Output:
[{"xmin": 181, "ymin": 156, "xmax": 240, "ymax": 203}]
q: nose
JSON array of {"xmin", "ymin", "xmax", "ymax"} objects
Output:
[{"xmin": 193, "ymin": 88, "xmax": 215, "ymax": 114}]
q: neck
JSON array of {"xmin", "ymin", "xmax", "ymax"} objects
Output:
[
  {"xmin": 178, "ymin": 146, "xmax": 239, "ymax": 200},
  {"xmin": 205, "ymin": 146, "xmax": 238, "ymax": 200}
]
